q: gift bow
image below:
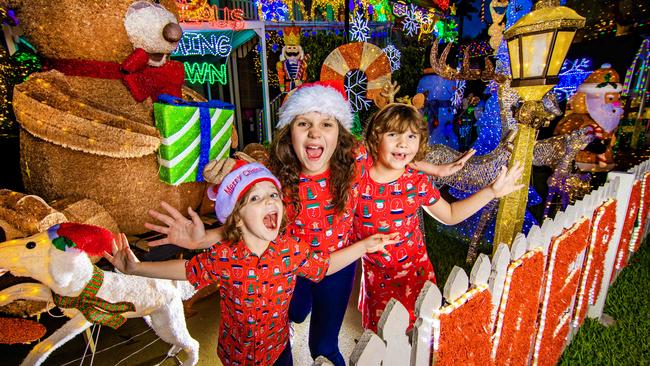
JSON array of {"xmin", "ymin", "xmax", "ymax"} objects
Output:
[
  {"xmin": 158, "ymin": 94, "xmax": 234, "ymax": 182},
  {"xmin": 121, "ymin": 48, "xmax": 185, "ymax": 102}
]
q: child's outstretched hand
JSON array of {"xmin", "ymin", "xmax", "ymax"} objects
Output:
[
  {"xmin": 104, "ymin": 233, "xmax": 140, "ymax": 275},
  {"xmin": 144, "ymin": 201, "xmax": 207, "ymax": 249},
  {"xmin": 362, "ymin": 233, "xmax": 400, "ymax": 255},
  {"xmin": 411, "ymin": 149, "xmax": 476, "ymax": 177},
  {"xmin": 490, "ymin": 162, "xmax": 526, "ymax": 198}
]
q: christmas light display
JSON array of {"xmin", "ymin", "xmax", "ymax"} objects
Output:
[
  {"xmin": 459, "ymin": 40, "xmax": 493, "ymax": 59},
  {"xmin": 173, "ymin": 32, "xmax": 233, "ymax": 58},
  {"xmin": 492, "ymin": 249, "xmax": 545, "ymax": 365},
  {"xmin": 432, "ymin": 286, "xmax": 493, "ymax": 365},
  {"xmin": 533, "ymin": 219, "xmax": 590, "ymax": 365},
  {"xmin": 506, "ymin": 0, "xmax": 533, "ymax": 28},
  {"xmin": 623, "ymin": 38, "xmax": 650, "ymax": 98},
  {"xmin": 553, "ymin": 58, "xmax": 593, "ymax": 102},
  {"xmin": 403, "ymin": 4, "xmax": 421, "ymax": 37},
  {"xmin": 451, "ymin": 79, "xmax": 466, "ymax": 111},
  {"xmin": 350, "ymin": 11, "xmax": 370, "ymax": 42},
  {"xmin": 184, "ymin": 62, "xmax": 228, "ymax": 85},
  {"xmin": 345, "ymin": 69, "xmax": 371, "ymax": 112},
  {"xmin": 175, "ymin": 1, "xmax": 245, "ymax": 29},
  {"xmin": 382, "ymin": 44, "xmax": 401, "ymax": 72},
  {"xmin": 310, "ymin": 0, "xmax": 345, "ymax": 21},
  {"xmin": 434, "ymin": 19, "xmax": 458, "ymax": 44},
  {"xmin": 256, "ymin": 0, "xmax": 289, "ymax": 21},
  {"xmin": 440, "ymin": 0, "xmax": 540, "ymax": 244}
]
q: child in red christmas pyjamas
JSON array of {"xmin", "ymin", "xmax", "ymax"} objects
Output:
[{"xmin": 354, "ymin": 104, "xmax": 524, "ymax": 332}]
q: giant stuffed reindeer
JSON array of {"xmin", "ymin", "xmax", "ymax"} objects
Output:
[{"xmin": 0, "ymin": 223, "xmax": 199, "ymax": 366}]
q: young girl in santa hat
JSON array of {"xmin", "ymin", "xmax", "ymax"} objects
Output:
[
  {"xmin": 144, "ymin": 81, "xmax": 471, "ymax": 365},
  {"xmin": 106, "ymin": 161, "xmax": 397, "ymax": 366},
  {"xmin": 355, "ymin": 103, "xmax": 524, "ymax": 332}
]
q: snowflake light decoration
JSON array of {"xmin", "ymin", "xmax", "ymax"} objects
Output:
[
  {"xmin": 403, "ymin": 4, "xmax": 420, "ymax": 37},
  {"xmin": 345, "ymin": 69, "xmax": 371, "ymax": 112},
  {"xmin": 350, "ymin": 11, "xmax": 370, "ymax": 42},
  {"xmin": 382, "ymin": 45, "xmax": 401, "ymax": 72},
  {"xmin": 451, "ymin": 79, "xmax": 466, "ymax": 111},
  {"xmin": 553, "ymin": 58, "xmax": 592, "ymax": 102}
]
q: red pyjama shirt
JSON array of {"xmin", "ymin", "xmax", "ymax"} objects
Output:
[
  {"xmin": 285, "ymin": 144, "xmax": 369, "ymax": 254},
  {"xmin": 185, "ymin": 235, "xmax": 329, "ymax": 365}
]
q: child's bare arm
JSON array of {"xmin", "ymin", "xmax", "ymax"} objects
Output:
[
  {"xmin": 103, "ymin": 233, "xmax": 188, "ymax": 280},
  {"xmin": 326, "ymin": 233, "xmax": 399, "ymax": 275},
  {"xmin": 424, "ymin": 162, "xmax": 524, "ymax": 225},
  {"xmin": 411, "ymin": 149, "xmax": 475, "ymax": 177},
  {"xmin": 145, "ymin": 201, "xmax": 223, "ymax": 249}
]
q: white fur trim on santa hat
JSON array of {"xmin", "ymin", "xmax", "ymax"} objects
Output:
[{"xmin": 276, "ymin": 84, "xmax": 353, "ymax": 131}]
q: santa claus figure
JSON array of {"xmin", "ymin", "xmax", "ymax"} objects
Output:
[
  {"xmin": 276, "ymin": 26, "xmax": 308, "ymax": 93},
  {"xmin": 555, "ymin": 63, "xmax": 624, "ymax": 172}
]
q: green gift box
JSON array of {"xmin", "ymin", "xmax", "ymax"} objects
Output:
[{"xmin": 154, "ymin": 94, "xmax": 234, "ymax": 185}]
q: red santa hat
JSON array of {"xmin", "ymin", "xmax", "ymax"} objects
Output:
[
  {"xmin": 276, "ymin": 80, "xmax": 353, "ymax": 131},
  {"xmin": 47, "ymin": 223, "xmax": 114, "ymax": 256}
]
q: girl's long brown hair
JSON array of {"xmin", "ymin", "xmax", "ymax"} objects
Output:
[{"xmin": 269, "ymin": 121, "xmax": 357, "ymax": 217}]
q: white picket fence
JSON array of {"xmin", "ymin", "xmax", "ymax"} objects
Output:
[{"xmin": 316, "ymin": 160, "xmax": 650, "ymax": 366}]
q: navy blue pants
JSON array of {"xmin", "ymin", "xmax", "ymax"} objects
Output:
[
  {"xmin": 273, "ymin": 340, "xmax": 293, "ymax": 366},
  {"xmin": 289, "ymin": 262, "xmax": 357, "ymax": 366}
]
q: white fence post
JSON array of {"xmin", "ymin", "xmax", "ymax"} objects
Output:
[
  {"xmin": 377, "ymin": 299, "xmax": 411, "ymax": 366},
  {"xmin": 411, "ymin": 281, "xmax": 442, "ymax": 366},
  {"xmin": 350, "ymin": 330, "xmax": 386, "ymax": 366},
  {"xmin": 489, "ymin": 243, "xmax": 510, "ymax": 322}
]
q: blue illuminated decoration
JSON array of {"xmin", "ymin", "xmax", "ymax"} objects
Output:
[
  {"xmin": 256, "ymin": 0, "xmax": 288, "ymax": 21},
  {"xmin": 506, "ymin": 0, "xmax": 533, "ymax": 28},
  {"xmin": 553, "ymin": 58, "xmax": 593, "ymax": 102},
  {"xmin": 173, "ymin": 32, "xmax": 232, "ymax": 58},
  {"xmin": 441, "ymin": 0, "xmax": 543, "ymax": 244}
]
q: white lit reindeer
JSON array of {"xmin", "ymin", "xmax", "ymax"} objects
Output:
[{"xmin": 0, "ymin": 223, "xmax": 198, "ymax": 366}]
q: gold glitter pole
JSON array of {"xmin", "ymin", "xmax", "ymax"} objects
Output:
[{"xmin": 493, "ymin": 123, "xmax": 536, "ymax": 248}]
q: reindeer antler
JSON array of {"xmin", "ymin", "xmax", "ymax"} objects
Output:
[
  {"xmin": 429, "ymin": 38, "xmax": 507, "ymax": 83},
  {"xmin": 380, "ymin": 81, "xmax": 401, "ymax": 104}
]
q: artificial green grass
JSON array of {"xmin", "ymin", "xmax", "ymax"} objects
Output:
[
  {"xmin": 560, "ymin": 242, "xmax": 650, "ymax": 365},
  {"xmin": 423, "ymin": 213, "xmax": 492, "ymax": 284}
]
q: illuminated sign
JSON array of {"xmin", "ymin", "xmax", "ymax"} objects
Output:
[
  {"xmin": 173, "ymin": 32, "xmax": 232, "ymax": 57},
  {"xmin": 185, "ymin": 62, "xmax": 228, "ymax": 85},
  {"xmin": 175, "ymin": 1, "xmax": 245, "ymax": 30}
]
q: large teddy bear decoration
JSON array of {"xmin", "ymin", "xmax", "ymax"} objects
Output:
[
  {"xmin": 554, "ymin": 63, "xmax": 624, "ymax": 172},
  {"xmin": 10, "ymin": 0, "xmax": 225, "ymax": 234}
]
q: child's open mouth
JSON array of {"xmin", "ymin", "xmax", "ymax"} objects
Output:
[
  {"xmin": 306, "ymin": 146, "xmax": 324, "ymax": 160},
  {"xmin": 392, "ymin": 153, "xmax": 407, "ymax": 161},
  {"xmin": 263, "ymin": 212, "xmax": 278, "ymax": 230}
]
